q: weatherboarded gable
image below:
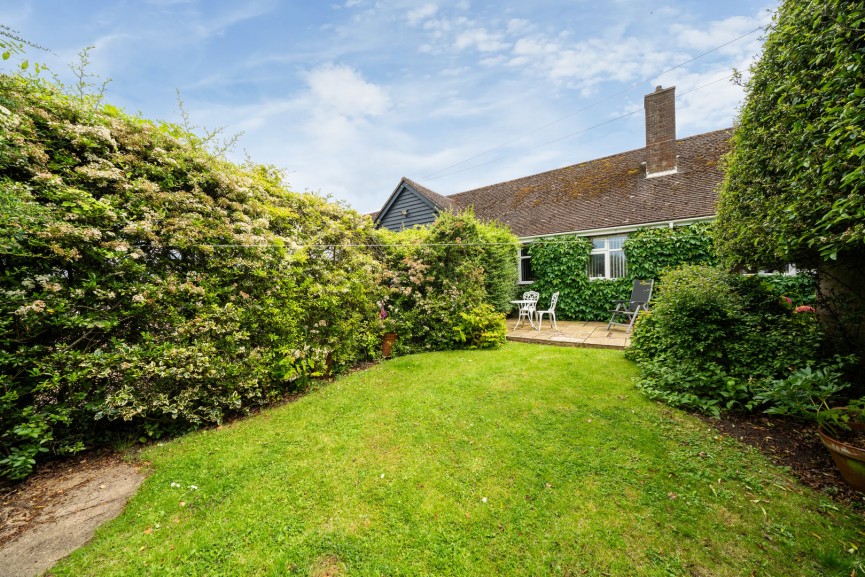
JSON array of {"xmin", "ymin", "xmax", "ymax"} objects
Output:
[{"xmin": 374, "ymin": 177, "xmax": 458, "ymax": 231}]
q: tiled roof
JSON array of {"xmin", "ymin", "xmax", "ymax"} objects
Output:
[
  {"xmin": 402, "ymin": 177, "xmax": 459, "ymax": 212},
  {"xmin": 436, "ymin": 129, "xmax": 731, "ymax": 238}
]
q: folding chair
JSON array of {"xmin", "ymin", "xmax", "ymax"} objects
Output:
[{"xmin": 607, "ymin": 279, "xmax": 653, "ymax": 332}]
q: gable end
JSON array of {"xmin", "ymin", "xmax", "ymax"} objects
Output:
[{"xmin": 375, "ymin": 181, "xmax": 443, "ymax": 231}]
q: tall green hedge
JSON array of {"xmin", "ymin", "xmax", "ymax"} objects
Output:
[
  {"xmin": 0, "ymin": 74, "xmax": 387, "ymax": 480},
  {"xmin": 714, "ymin": 0, "xmax": 865, "ymax": 268},
  {"xmin": 379, "ymin": 210, "xmax": 517, "ymax": 352},
  {"xmin": 714, "ymin": 0, "xmax": 865, "ymax": 380}
]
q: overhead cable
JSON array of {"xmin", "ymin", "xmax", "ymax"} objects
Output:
[{"xmin": 421, "ymin": 25, "xmax": 763, "ymax": 181}]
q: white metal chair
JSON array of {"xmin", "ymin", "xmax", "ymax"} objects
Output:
[
  {"xmin": 515, "ymin": 291, "xmax": 539, "ymax": 329},
  {"xmin": 535, "ymin": 291, "xmax": 559, "ymax": 331}
]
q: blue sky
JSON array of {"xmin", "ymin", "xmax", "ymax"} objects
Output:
[{"xmin": 2, "ymin": 0, "xmax": 777, "ymax": 214}]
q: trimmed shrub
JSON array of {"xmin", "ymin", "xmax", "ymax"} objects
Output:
[
  {"xmin": 453, "ymin": 303, "xmax": 508, "ymax": 349},
  {"xmin": 627, "ymin": 265, "xmax": 822, "ymax": 416},
  {"xmin": 379, "ymin": 210, "xmax": 516, "ymax": 353}
]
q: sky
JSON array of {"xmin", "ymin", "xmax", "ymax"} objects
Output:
[{"xmin": 2, "ymin": 0, "xmax": 778, "ymax": 214}]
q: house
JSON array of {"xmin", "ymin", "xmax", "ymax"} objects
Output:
[{"xmin": 373, "ymin": 86, "xmax": 731, "ymax": 284}]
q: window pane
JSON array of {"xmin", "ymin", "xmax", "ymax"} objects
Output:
[
  {"xmin": 610, "ymin": 250, "xmax": 627, "ymax": 278},
  {"xmin": 592, "ymin": 238, "xmax": 606, "ymax": 249},
  {"xmin": 521, "ymin": 246, "xmax": 531, "ymax": 258},
  {"xmin": 608, "ymin": 235, "xmax": 626, "ymax": 250},
  {"xmin": 588, "ymin": 254, "xmax": 605, "ymax": 277},
  {"xmin": 521, "ymin": 257, "xmax": 534, "ymax": 282}
]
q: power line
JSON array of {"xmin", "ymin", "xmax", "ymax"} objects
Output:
[
  {"xmin": 421, "ymin": 25, "xmax": 763, "ymax": 181},
  {"xmin": 3, "ymin": 230, "xmax": 712, "ymax": 256},
  {"xmin": 425, "ymin": 72, "xmax": 735, "ymax": 182}
]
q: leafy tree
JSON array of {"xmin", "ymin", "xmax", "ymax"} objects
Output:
[{"xmin": 714, "ymin": 0, "xmax": 865, "ymax": 371}]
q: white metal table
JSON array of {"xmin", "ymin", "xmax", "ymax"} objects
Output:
[{"xmin": 510, "ymin": 299, "xmax": 538, "ymax": 329}]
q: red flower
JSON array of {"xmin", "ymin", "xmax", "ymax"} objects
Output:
[{"xmin": 794, "ymin": 305, "xmax": 816, "ymax": 313}]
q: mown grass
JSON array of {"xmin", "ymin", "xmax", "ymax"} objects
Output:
[{"xmin": 51, "ymin": 343, "xmax": 863, "ymax": 576}]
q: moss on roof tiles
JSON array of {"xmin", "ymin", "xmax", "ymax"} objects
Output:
[{"xmin": 403, "ymin": 129, "xmax": 731, "ymax": 237}]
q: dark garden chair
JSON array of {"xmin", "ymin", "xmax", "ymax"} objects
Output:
[{"xmin": 607, "ymin": 279, "xmax": 654, "ymax": 333}]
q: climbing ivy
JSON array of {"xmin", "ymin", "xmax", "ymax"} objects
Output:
[
  {"xmin": 623, "ymin": 222, "xmax": 717, "ymax": 280},
  {"xmin": 526, "ymin": 223, "xmax": 719, "ymax": 321}
]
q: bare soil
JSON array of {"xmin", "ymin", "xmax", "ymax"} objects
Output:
[{"xmin": 699, "ymin": 412, "xmax": 865, "ymax": 509}]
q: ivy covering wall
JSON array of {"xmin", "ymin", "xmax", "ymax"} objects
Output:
[{"xmin": 527, "ymin": 222, "xmax": 718, "ymax": 321}]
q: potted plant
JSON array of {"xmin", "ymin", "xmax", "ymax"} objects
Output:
[
  {"xmin": 378, "ymin": 301, "xmax": 397, "ymax": 358},
  {"xmin": 754, "ymin": 357, "xmax": 865, "ymax": 492},
  {"xmin": 817, "ymin": 399, "xmax": 865, "ymax": 492}
]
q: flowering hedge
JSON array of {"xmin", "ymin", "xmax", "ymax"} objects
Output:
[
  {"xmin": 0, "ymin": 74, "xmax": 386, "ymax": 480},
  {"xmin": 379, "ymin": 210, "xmax": 517, "ymax": 352}
]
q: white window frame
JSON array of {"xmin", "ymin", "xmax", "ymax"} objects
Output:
[
  {"xmin": 588, "ymin": 234, "xmax": 627, "ymax": 280},
  {"xmin": 518, "ymin": 244, "xmax": 534, "ymax": 284}
]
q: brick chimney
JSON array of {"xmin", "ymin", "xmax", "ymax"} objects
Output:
[{"xmin": 644, "ymin": 85, "xmax": 677, "ymax": 177}]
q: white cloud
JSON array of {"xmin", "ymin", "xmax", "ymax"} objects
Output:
[
  {"xmin": 508, "ymin": 35, "xmax": 679, "ymax": 91},
  {"xmin": 304, "ymin": 63, "xmax": 391, "ymax": 118},
  {"xmin": 454, "ymin": 27, "xmax": 508, "ymax": 52},
  {"xmin": 189, "ymin": 1, "xmax": 277, "ymax": 39},
  {"xmin": 506, "ymin": 18, "xmax": 530, "ymax": 34},
  {"xmin": 407, "ymin": 3, "xmax": 438, "ymax": 26},
  {"xmin": 672, "ymin": 12, "xmax": 772, "ymax": 53}
]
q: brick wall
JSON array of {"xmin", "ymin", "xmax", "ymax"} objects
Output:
[{"xmin": 644, "ymin": 86, "xmax": 677, "ymax": 175}]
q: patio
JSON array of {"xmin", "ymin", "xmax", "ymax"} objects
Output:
[{"xmin": 506, "ymin": 319, "xmax": 631, "ymax": 350}]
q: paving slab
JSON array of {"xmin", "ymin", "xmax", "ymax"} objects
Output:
[{"xmin": 507, "ymin": 320, "xmax": 630, "ymax": 349}]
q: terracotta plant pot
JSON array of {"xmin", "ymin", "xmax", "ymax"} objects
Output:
[
  {"xmin": 819, "ymin": 422, "xmax": 865, "ymax": 492},
  {"xmin": 382, "ymin": 332, "xmax": 397, "ymax": 358}
]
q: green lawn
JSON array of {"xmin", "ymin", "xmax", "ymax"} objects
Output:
[{"xmin": 51, "ymin": 343, "xmax": 863, "ymax": 576}]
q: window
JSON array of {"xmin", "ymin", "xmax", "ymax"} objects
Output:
[
  {"xmin": 518, "ymin": 245, "xmax": 534, "ymax": 283},
  {"xmin": 588, "ymin": 235, "xmax": 627, "ymax": 279}
]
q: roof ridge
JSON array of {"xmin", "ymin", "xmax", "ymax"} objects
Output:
[
  {"xmin": 401, "ymin": 176, "xmax": 460, "ymax": 210},
  {"xmin": 447, "ymin": 127, "xmax": 733, "ymax": 199}
]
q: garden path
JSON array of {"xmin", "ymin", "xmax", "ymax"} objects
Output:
[{"xmin": 0, "ymin": 453, "xmax": 144, "ymax": 577}]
